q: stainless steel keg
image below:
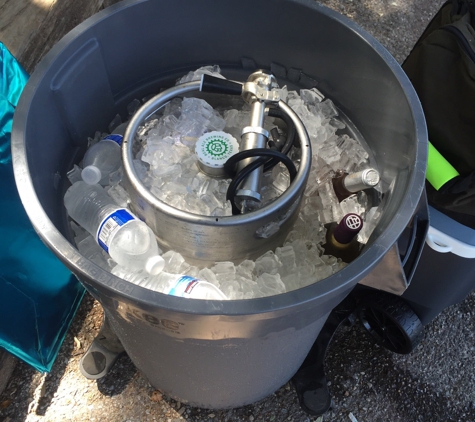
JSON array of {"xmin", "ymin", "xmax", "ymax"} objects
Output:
[{"xmin": 121, "ymin": 73, "xmax": 312, "ymax": 264}]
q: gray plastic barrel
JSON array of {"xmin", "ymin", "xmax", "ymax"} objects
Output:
[{"xmin": 11, "ymin": 0, "xmax": 427, "ymax": 409}]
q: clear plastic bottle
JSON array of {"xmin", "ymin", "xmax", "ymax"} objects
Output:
[
  {"xmin": 112, "ymin": 267, "xmax": 227, "ymax": 299},
  {"xmin": 64, "ymin": 181, "xmax": 164, "ymax": 274},
  {"xmin": 81, "ymin": 134, "xmax": 123, "ymax": 185}
]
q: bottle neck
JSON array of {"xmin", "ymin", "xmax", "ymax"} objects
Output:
[
  {"xmin": 333, "ymin": 169, "xmax": 380, "ymax": 201},
  {"xmin": 329, "ymin": 233, "xmax": 351, "ymax": 249},
  {"xmin": 332, "ymin": 213, "xmax": 363, "ymax": 244}
]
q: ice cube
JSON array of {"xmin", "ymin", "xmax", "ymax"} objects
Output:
[
  {"xmin": 133, "ymin": 159, "xmax": 149, "ymax": 180},
  {"xmin": 154, "ymin": 115, "xmax": 179, "ymax": 138},
  {"xmin": 340, "ymin": 192, "xmax": 368, "ymax": 218},
  {"xmin": 314, "ymin": 99, "xmax": 339, "ymax": 119},
  {"xmin": 255, "ymin": 221, "xmax": 280, "ymax": 239},
  {"xmin": 317, "ymin": 181, "xmax": 344, "ymax": 224},
  {"xmin": 77, "ymin": 235, "xmax": 114, "ymax": 270},
  {"xmin": 219, "ymin": 277, "xmax": 242, "ymax": 299},
  {"xmin": 177, "ymin": 65, "xmax": 225, "ymax": 84},
  {"xmin": 166, "ymin": 194, "xmax": 187, "ymax": 210},
  {"xmin": 236, "ymin": 260, "xmax": 256, "ymax": 280},
  {"xmin": 256, "ymin": 273, "xmax": 286, "ymax": 296},
  {"xmin": 300, "ymin": 88, "xmax": 325, "ymax": 105},
  {"xmin": 162, "ymin": 251, "xmax": 189, "ymax": 273},
  {"xmin": 198, "ymin": 267, "xmax": 220, "ymax": 287},
  {"xmin": 301, "ymin": 196, "xmax": 323, "ymax": 219},
  {"xmin": 200, "ymin": 193, "xmax": 223, "ymax": 211},
  {"xmin": 211, "ymin": 206, "xmax": 231, "ymax": 217},
  {"xmin": 108, "ymin": 167, "xmax": 123, "ymax": 186},
  {"xmin": 272, "ymin": 164, "xmax": 290, "ymax": 193},
  {"xmin": 277, "ymin": 85, "xmax": 288, "ymax": 102},
  {"xmin": 297, "ymin": 261, "xmax": 318, "ymax": 286},
  {"xmin": 232, "ymin": 276, "xmax": 258, "ymax": 300},
  {"xmin": 329, "ymin": 118, "xmax": 346, "ymax": 130},
  {"xmin": 275, "ymin": 245, "xmax": 297, "ymax": 276},
  {"xmin": 254, "ymin": 251, "xmax": 283, "ymax": 276},
  {"xmin": 318, "ymin": 141, "xmax": 343, "ymax": 166},
  {"xmin": 312, "ymin": 260, "xmax": 333, "ymax": 282},
  {"xmin": 336, "ymin": 135, "xmax": 369, "ymax": 168},
  {"xmin": 210, "ymin": 261, "xmax": 236, "ymax": 286},
  {"xmin": 224, "ymin": 108, "xmax": 252, "ymax": 139},
  {"xmin": 127, "ymin": 99, "xmax": 142, "ymax": 116},
  {"xmin": 164, "ymin": 97, "xmax": 182, "ymax": 118},
  {"xmin": 67, "ymin": 165, "xmax": 83, "ymax": 185},
  {"xmin": 186, "ymin": 266, "xmax": 200, "ymax": 278},
  {"xmin": 211, "ymin": 261, "xmax": 236, "ymax": 276},
  {"xmin": 184, "ymin": 191, "xmax": 213, "ymax": 215},
  {"xmin": 71, "ymin": 221, "xmax": 89, "ymax": 244},
  {"xmin": 260, "ymin": 185, "xmax": 282, "ymax": 206},
  {"xmin": 108, "ymin": 114, "xmax": 122, "ymax": 133},
  {"xmin": 107, "ymin": 184, "xmax": 130, "ymax": 207},
  {"xmin": 358, "ymin": 206, "xmax": 382, "ymax": 244}
]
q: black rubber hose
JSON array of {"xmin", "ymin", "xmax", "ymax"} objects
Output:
[
  {"xmin": 223, "ymin": 107, "xmax": 299, "ymax": 214},
  {"xmin": 225, "ymin": 149, "xmax": 298, "ymax": 215},
  {"xmin": 227, "ymin": 158, "xmax": 266, "ymax": 215},
  {"xmin": 267, "ymin": 107, "xmax": 298, "ymax": 155},
  {"xmin": 260, "ymin": 107, "xmax": 298, "ymax": 172},
  {"xmin": 224, "ymin": 148, "xmax": 296, "ymax": 178}
]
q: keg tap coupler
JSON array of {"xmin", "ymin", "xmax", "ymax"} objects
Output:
[
  {"xmin": 236, "ymin": 71, "xmax": 281, "ymax": 203},
  {"xmin": 199, "ymin": 70, "xmax": 305, "ymax": 215}
]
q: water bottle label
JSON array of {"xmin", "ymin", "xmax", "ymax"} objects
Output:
[
  {"xmin": 168, "ymin": 276, "xmax": 200, "ymax": 297},
  {"xmin": 104, "ymin": 134, "xmax": 123, "ymax": 146},
  {"xmin": 97, "ymin": 208, "xmax": 135, "ymax": 252}
]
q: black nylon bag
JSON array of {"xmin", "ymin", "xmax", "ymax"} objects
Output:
[{"xmin": 402, "ymin": 0, "xmax": 475, "ymax": 226}]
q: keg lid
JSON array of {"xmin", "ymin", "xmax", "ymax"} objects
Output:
[{"xmin": 195, "ymin": 131, "xmax": 239, "ymax": 177}]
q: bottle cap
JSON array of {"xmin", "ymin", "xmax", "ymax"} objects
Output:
[
  {"xmin": 81, "ymin": 165, "xmax": 102, "ymax": 185},
  {"xmin": 343, "ymin": 168, "xmax": 380, "ymax": 193},
  {"xmin": 195, "ymin": 131, "xmax": 239, "ymax": 177},
  {"xmin": 145, "ymin": 255, "xmax": 165, "ymax": 275},
  {"xmin": 360, "ymin": 168, "xmax": 380, "ymax": 186},
  {"xmin": 333, "ymin": 213, "xmax": 363, "ymax": 244},
  {"xmin": 103, "ymin": 134, "xmax": 124, "ymax": 146}
]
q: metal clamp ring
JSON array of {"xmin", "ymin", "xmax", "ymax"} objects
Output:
[{"xmin": 241, "ymin": 126, "xmax": 269, "ymax": 138}]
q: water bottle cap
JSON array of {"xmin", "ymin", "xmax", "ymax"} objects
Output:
[
  {"xmin": 145, "ymin": 255, "xmax": 165, "ymax": 275},
  {"xmin": 81, "ymin": 165, "xmax": 102, "ymax": 185},
  {"xmin": 195, "ymin": 131, "xmax": 239, "ymax": 177}
]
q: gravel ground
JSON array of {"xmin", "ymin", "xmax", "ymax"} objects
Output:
[{"xmin": 3, "ymin": 1, "xmax": 473, "ymax": 421}]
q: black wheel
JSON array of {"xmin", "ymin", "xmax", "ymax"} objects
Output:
[{"xmin": 357, "ymin": 291, "xmax": 424, "ymax": 354}]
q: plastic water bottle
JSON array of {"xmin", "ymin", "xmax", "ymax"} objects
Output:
[
  {"xmin": 64, "ymin": 181, "xmax": 164, "ymax": 274},
  {"xmin": 81, "ymin": 134, "xmax": 123, "ymax": 185},
  {"xmin": 112, "ymin": 267, "xmax": 228, "ymax": 299}
]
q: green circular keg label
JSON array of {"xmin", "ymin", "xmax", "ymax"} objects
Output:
[
  {"xmin": 204, "ymin": 136, "xmax": 230, "ymax": 159},
  {"xmin": 196, "ymin": 132, "xmax": 238, "ymax": 167}
]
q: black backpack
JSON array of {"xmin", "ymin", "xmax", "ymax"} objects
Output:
[{"xmin": 402, "ymin": 0, "xmax": 475, "ymax": 227}]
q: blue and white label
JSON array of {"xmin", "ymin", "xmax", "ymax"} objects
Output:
[
  {"xmin": 96, "ymin": 208, "xmax": 135, "ymax": 252},
  {"xmin": 168, "ymin": 276, "xmax": 200, "ymax": 297},
  {"xmin": 104, "ymin": 134, "xmax": 123, "ymax": 146}
]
